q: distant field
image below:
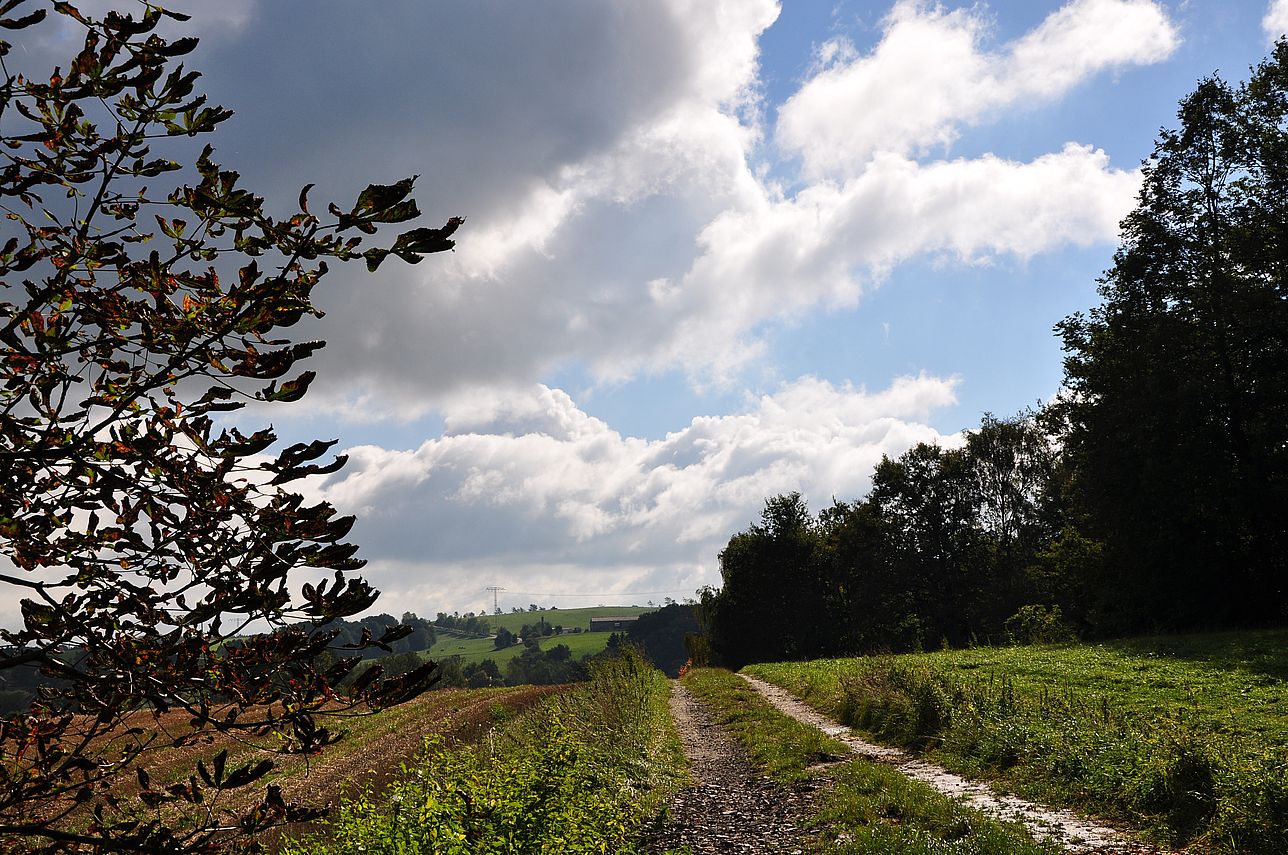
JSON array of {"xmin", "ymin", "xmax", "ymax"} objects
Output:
[
  {"xmin": 427, "ymin": 633, "xmax": 503, "ymax": 664},
  {"xmin": 424, "ymin": 606, "xmax": 653, "ymax": 668},
  {"xmin": 486, "ymin": 605, "xmax": 655, "ymax": 634},
  {"xmin": 426, "ymin": 621, "xmax": 635, "ymax": 668},
  {"xmin": 747, "ymin": 628, "xmax": 1288, "ymax": 854}
]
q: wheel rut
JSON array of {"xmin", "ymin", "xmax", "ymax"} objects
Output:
[
  {"xmin": 740, "ymin": 674, "xmax": 1174, "ymax": 854},
  {"xmin": 643, "ymin": 683, "xmax": 816, "ymax": 854}
]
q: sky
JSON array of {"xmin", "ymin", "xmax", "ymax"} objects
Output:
[{"xmin": 9, "ymin": 0, "xmax": 1288, "ymax": 620}]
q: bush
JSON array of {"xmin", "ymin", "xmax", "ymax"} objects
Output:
[
  {"xmin": 838, "ymin": 658, "xmax": 956, "ymax": 748},
  {"xmin": 1005, "ymin": 604, "xmax": 1077, "ymax": 645}
]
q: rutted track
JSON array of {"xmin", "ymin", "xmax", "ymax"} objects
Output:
[
  {"xmin": 740, "ymin": 674, "xmax": 1170, "ymax": 854},
  {"xmin": 643, "ymin": 684, "xmax": 815, "ymax": 854}
]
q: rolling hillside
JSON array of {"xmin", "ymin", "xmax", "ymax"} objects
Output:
[
  {"xmin": 486, "ymin": 605, "xmax": 655, "ymax": 634},
  {"xmin": 427, "ymin": 606, "xmax": 655, "ymax": 668}
]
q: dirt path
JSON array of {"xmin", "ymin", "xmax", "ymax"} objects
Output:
[
  {"xmin": 741, "ymin": 675, "xmax": 1169, "ymax": 854},
  {"xmin": 643, "ymin": 683, "xmax": 818, "ymax": 853}
]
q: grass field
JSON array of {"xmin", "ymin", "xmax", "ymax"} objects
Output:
[
  {"xmin": 426, "ymin": 625, "xmax": 627, "ymax": 668},
  {"xmin": 427, "ymin": 606, "xmax": 654, "ymax": 668},
  {"xmin": 485, "ymin": 605, "xmax": 655, "ymax": 634},
  {"xmin": 286, "ymin": 651, "xmax": 684, "ymax": 855},
  {"xmin": 745, "ymin": 628, "xmax": 1288, "ymax": 853}
]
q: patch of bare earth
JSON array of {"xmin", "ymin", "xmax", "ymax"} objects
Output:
[
  {"xmin": 741, "ymin": 674, "xmax": 1176, "ymax": 855},
  {"xmin": 642, "ymin": 683, "xmax": 818, "ymax": 854},
  {"xmin": 26, "ymin": 684, "xmax": 563, "ymax": 851},
  {"xmin": 258, "ymin": 684, "xmax": 563, "ymax": 846}
]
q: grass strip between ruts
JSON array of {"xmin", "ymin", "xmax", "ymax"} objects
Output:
[{"xmin": 681, "ymin": 668, "xmax": 1061, "ymax": 854}]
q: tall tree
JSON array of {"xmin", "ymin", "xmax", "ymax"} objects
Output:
[
  {"xmin": 867, "ymin": 443, "xmax": 980, "ymax": 646},
  {"xmin": 817, "ymin": 497, "xmax": 912, "ymax": 652},
  {"xmin": 1056, "ymin": 41, "xmax": 1288, "ymax": 631},
  {"xmin": 0, "ymin": 4, "xmax": 460, "ymax": 852},
  {"xmin": 706, "ymin": 493, "xmax": 827, "ymax": 668},
  {"xmin": 965, "ymin": 412, "xmax": 1060, "ymax": 627}
]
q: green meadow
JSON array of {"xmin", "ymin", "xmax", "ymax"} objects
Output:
[
  {"xmin": 427, "ymin": 625, "xmax": 626, "ymax": 668},
  {"xmin": 485, "ymin": 605, "xmax": 655, "ymax": 634},
  {"xmin": 746, "ymin": 629, "xmax": 1288, "ymax": 853}
]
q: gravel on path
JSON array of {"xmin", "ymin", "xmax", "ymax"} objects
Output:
[
  {"xmin": 642, "ymin": 683, "xmax": 821, "ymax": 854},
  {"xmin": 741, "ymin": 674, "xmax": 1174, "ymax": 855}
]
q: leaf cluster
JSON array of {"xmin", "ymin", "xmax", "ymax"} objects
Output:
[{"xmin": 0, "ymin": 3, "xmax": 460, "ymax": 852}]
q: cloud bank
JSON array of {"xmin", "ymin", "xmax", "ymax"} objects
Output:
[
  {"xmin": 185, "ymin": 0, "xmax": 1172, "ymax": 416},
  {"xmin": 311, "ymin": 375, "xmax": 959, "ymax": 612},
  {"xmin": 2, "ymin": 1, "xmax": 1189, "ymax": 617},
  {"xmin": 206, "ymin": 0, "xmax": 1174, "ymax": 610}
]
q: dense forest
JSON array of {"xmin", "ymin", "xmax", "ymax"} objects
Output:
[{"xmin": 701, "ymin": 43, "xmax": 1288, "ymax": 668}]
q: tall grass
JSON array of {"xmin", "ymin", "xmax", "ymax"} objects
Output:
[
  {"xmin": 284, "ymin": 650, "xmax": 684, "ymax": 855},
  {"xmin": 682, "ymin": 668, "xmax": 1061, "ymax": 854},
  {"xmin": 747, "ymin": 632, "xmax": 1288, "ymax": 854}
]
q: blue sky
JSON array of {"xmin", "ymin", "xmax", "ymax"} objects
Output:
[{"xmin": 11, "ymin": 0, "xmax": 1285, "ymax": 620}]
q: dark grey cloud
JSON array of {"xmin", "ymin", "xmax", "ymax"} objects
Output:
[
  {"xmin": 199, "ymin": 1, "xmax": 695, "ymax": 209},
  {"xmin": 172, "ymin": 0, "xmax": 749, "ymax": 413}
]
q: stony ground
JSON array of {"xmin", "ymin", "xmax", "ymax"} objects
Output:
[{"xmin": 642, "ymin": 684, "xmax": 825, "ymax": 853}]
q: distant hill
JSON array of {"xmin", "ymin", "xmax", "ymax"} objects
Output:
[
  {"xmin": 487, "ymin": 605, "xmax": 655, "ymax": 634},
  {"xmin": 424, "ymin": 607, "xmax": 657, "ymax": 672}
]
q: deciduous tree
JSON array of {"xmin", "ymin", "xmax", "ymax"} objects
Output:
[
  {"xmin": 707, "ymin": 493, "xmax": 828, "ymax": 668},
  {"xmin": 0, "ymin": 4, "xmax": 460, "ymax": 852},
  {"xmin": 1057, "ymin": 41, "xmax": 1288, "ymax": 631}
]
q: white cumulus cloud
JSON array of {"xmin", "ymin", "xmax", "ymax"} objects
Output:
[
  {"xmin": 309, "ymin": 375, "xmax": 958, "ymax": 613},
  {"xmin": 640, "ymin": 143, "xmax": 1140, "ymax": 383},
  {"xmin": 1266, "ymin": 0, "xmax": 1288, "ymax": 40},
  {"xmin": 776, "ymin": 0, "xmax": 1178, "ymax": 179}
]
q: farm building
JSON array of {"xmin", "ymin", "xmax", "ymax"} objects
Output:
[{"xmin": 589, "ymin": 616, "xmax": 639, "ymax": 632}]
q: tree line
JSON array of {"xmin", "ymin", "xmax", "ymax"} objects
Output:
[
  {"xmin": 703, "ymin": 42, "xmax": 1288, "ymax": 669},
  {"xmin": 0, "ymin": 612, "xmax": 440, "ymax": 715}
]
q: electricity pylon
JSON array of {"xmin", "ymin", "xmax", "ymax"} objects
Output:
[{"xmin": 486, "ymin": 586, "xmax": 505, "ymax": 613}]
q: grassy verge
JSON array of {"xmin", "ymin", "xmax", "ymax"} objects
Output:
[
  {"xmin": 284, "ymin": 649, "xmax": 684, "ymax": 855},
  {"xmin": 682, "ymin": 668, "xmax": 1060, "ymax": 854},
  {"xmin": 745, "ymin": 629, "xmax": 1288, "ymax": 854}
]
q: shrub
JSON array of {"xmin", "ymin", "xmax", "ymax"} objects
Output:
[{"xmin": 1005, "ymin": 604, "xmax": 1078, "ymax": 645}]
